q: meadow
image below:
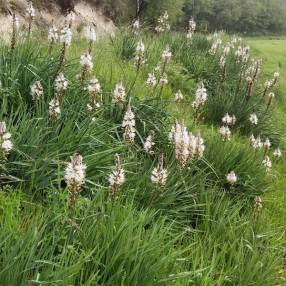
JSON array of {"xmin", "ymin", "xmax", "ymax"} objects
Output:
[{"xmin": 0, "ymin": 9, "xmax": 286, "ymax": 286}]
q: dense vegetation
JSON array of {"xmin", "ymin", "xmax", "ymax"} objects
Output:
[
  {"xmin": 74, "ymin": 0, "xmax": 286, "ymax": 34},
  {"xmin": 0, "ymin": 4, "xmax": 286, "ymax": 286}
]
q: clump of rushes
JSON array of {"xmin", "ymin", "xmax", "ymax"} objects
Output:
[
  {"xmin": 86, "ymin": 77, "xmax": 102, "ymax": 113},
  {"xmin": 122, "ymin": 103, "xmax": 136, "ymax": 144},
  {"xmin": 48, "ymin": 22, "xmax": 59, "ymax": 56},
  {"xmin": 25, "ymin": 1, "xmax": 35, "ymax": 38},
  {"xmin": 30, "ymin": 81, "xmax": 43, "ymax": 101},
  {"xmin": 79, "ymin": 52, "xmax": 93, "ymax": 85},
  {"xmin": 186, "ymin": 17, "xmax": 196, "ymax": 40},
  {"xmin": 169, "ymin": 122, "xmax": 205, "ymax": 167},
  {"xmin": 151, "ymin": 153, "xmax": 168, "ymax": 187},
  {"xmin": 64, "ymin": 153, "xmax": 86, "ymax": 208},
  {"xmin": 10, "ymin": 6, "xmax": 19, "ymax": 52},
  {"xmin": 0, "ymin": 121, "xmax": 13, "ymax": 159},
  {"xmin": 226, "ymin": 171, "xmax": 237, "ymax": 188},
  {"xmin": 108, "ymin": 154, "xmax": 125, "ymax": 201},
  {"xmin": 155, "ymin": 11, "xmax": 170, "ymax": 33},
  {"xmin": 83, "ymin": 24, "xmax": 96, "ymax": 54},
  {"xmin": 144, "ymin": 130, "xmax": 155, "ymax": 154},
  {"xmin": 112, "ymin": 81, "xmax": 126, "ymax": 105},
  {"xmin": 134, "ymin": 40, "xmax": 145, "ymax": 70},
  {"xmin": 192, "ymin": 82, "xmax": 208, "ymax": 121}
]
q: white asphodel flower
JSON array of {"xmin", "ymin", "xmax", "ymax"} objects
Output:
[
  {"xmin": 112, "ymin": 81, "xmax": 126, "ymax": 104},
  {"xmin": 175, "ymin": 90, "xmax": 184, "ymax": 103},
  {"xmin": 263, "ymin": 138, "xmax": 271, "ymax": 151},
  {"xmin": 262, "ymin": 156, "xmax": 272, "ymax": 173},
  {"xmin": 31, "ymin": 81, "xmax": 43, "ymax": 100},
  {"xmin": 26, "ymin": 1, "xmax": 35, "ymax": 19},
  {"xmin": 222, "ymin": 113, "xmax": 236, "ymax": 127},
  {"xmin": 122, "ymin": 104, "xmax": 136, "ymax": 144},
  {"xmin": 151, "ymin": 153, "xmax": 168, "ymax": 187},
  {"xmin": 273, "ymin": 147, "xmax": 282, "ymax": 160},
  {"xmin": 159, "ymin": 74, "xmax": 168, "ymax": 86},
  {"xmin": 59, "ymin": 26, "xmax": 72, "ymax": 46},
  {"xmin": 65, "ymin": 153, "xmax": 86, "ymax": 206},
  {"xmin": 219, "ymin": 126, "xmax": 231, "ymax": 141},
  {"xmin": 49, "ymin": 98, "xmax": 61, "ymax": 120},
  {"xmin": 146, "ymin": 73, "xmax": 157, "ymax": 87},
  {"xmin": 192, "ymin": 82, "xmax": 208, "ymax": 110},
  {"xmin": 83, "ymin": 25, "xmax": 96, "ymax": 43},
  {"xmin": 251, "ymin": 135, "xmax": 263, "ymax": 149},
  {"xmin": 0, "ymin": 121, "xmax": 13, "ymax": 155},
  {"xmin": 48, "ymin": 25, "xmax": 59, "ymax": 42},
  {"xmin": 135, "ymin": 40, "xmax": 145, "ymax": 67},
  {"xmin": 155, "ymin": 11, "xmax": 170, "ymax": 33},
  {"xmin": 249, "ymin": 113, "xmax": 258, "ymax": 125},
  {"xmin": 169, "ymin": 122, "xmax": 205, "ymax": 167},
  {"xmin": 55, "ymin": 73, "xmax": 68, "ymax": 93},
  {"xmin": 254, "ymin": 196, "xmax": 263, "ymax": 211},
  {"xmin": 144, "ymin": 131, "xmax": 155, "ymax": 154},
  {"xmin": 162, "ymin": 45, "xmax": 172, "ymax": 62},
  {"xmin": 80, "ymin": 52, "xmax": 93, "ymax": 71},
  {"xmin": 226, "ymin": 171, "xmax": 237, "ymax": 186},
  {"xmin": 109, "ymin": 154, "xmax": 125, "ymax": 199},
  {"xmin": 132, "ymin": 19, "xmax": 140, "ymax": 32}
]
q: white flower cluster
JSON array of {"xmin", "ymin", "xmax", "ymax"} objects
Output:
[
  {"xmin": 162, "ymin": 45, "xmax": 172, "ymax": 63},
  {"xmin": 55, "ymin": 73, "xmax": 68, "ymax": 94},
  {"xmin": 26, "ymin": 1, "xmax": 35, "ymax": 19},
  {"xmin": 31, "ymin": 81, "xmax": 43, "ymax": 100},
  {"xmin": 0, "ymin": 121, "xmax": 13, "ymax": 156},
  {"xmin": 87, "ymin": 77, "xmax": 102, "ymax": 111},
  {"xmin": 151, "ymin": 153, "xmax": 168, "ymax": 187},
  {"xmin": 254, "ymin": 196, "xmax": 263, "ymax": 211},
  {"xmin": 186, "ymin": 17, "xmax": 196, "ymax": 39},
  {"xmin": 169, "ymin": 122, "xmax": 205, "ymax": 167},
  {"xmin": 65, "ymin": 153, "xmax": 86, "ymax": 206},
  {"xmin": 249, "ymin": 113, "xmax": 258, "ymax": 125},
  {"xmin": 219, "ymin": 126, "xmax": 231, "ymax": 141},
  {"xmin": 250, "ymin": 134, "xmax": 263, "ymax": 149},
  {"xmin": 245, "ymin": 59, "xmax": 262, "ymax": 82},
  {"xmin": 132, "ymin": 19, "xmax": 140, "ymax": 33},
  {"xmin": 226, "ymin": 171, "xmax": 237, "ymax": 186},
  {"xmin": 222, "ymin": 113, "xmax": 236, "ymax": 127},
  {"xmin": 273, "ymin": 147, "xmax": 282, "ymax": 160},
  {"xmin": 175, "ymin": 90, "xmax": 184, "ymax": 103},
  {"xmin": 48, "ymin": 25, "xmax": 59, "ymax": 42},
  {"xmin": 192, "ymin": 82, "xmax": 208, "ymax": 110},
  {"xmin": 135, "ymin": 40, "xmax": 145, "ymax": 68},
  {"xmin": 144, "ymin": 131, "xmax": 155, "ymax": 154},
  {"xmin": 235, "ymin": 46, "xmax": 250, "ymax": 63},
  {"xmin": 83, "ymin": 25, "xmax": 96, "ymax": 43},
  {"xmin": 113, "ymin": 81, "xmax": 126, "ymax": 104},
  {"xmin": 262, "ymin": 155, "xmax": 272, "ymax": 173},
  {"xmin": 60, "ymin": 26, "xmax": 72, "ymax": 46},
  {"xmin": 155, "ymin": 11, "xmax": 170, "ymax": 33},
  {"xmin": 109, "ymin": 154, "xmax": 125, "ymax": 199},
  {"xmin": 122, "ymin": 104, "xmax": 136, "ymax": 144},
  {"xmin": 80, "ymin": 52, "xmax": 93, "ymax": 71},
  {"xmin": 49, "ymin": 98, "xmax": 61, "ymax": 120},
  {"xmin": 159, "ymin": 74, "xmax": 168, "ymax": 86},
  {"xmin": 209, "ymin": 38, "xmax": 222, "ymax": 55},
  {"xmin": 146, "ymin": 72, "xmax": 157, "ymax": 87}
]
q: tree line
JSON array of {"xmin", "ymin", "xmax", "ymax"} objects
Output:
[{"xmin": 97, "ymin": 0, "xmax": 286, "ymax": 34}]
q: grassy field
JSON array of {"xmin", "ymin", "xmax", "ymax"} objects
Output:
[
  {"xmin": 248, "ymin": 38, "xmax": 286, "ymax": 230},
  {"xmin": 0, "ymin": 23, "xmax": 286, "ymax": 285}
]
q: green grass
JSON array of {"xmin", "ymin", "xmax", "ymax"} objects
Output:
[{"xmin": 0, "ymin": 26, "xmax": 285, "ymax": 285}]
